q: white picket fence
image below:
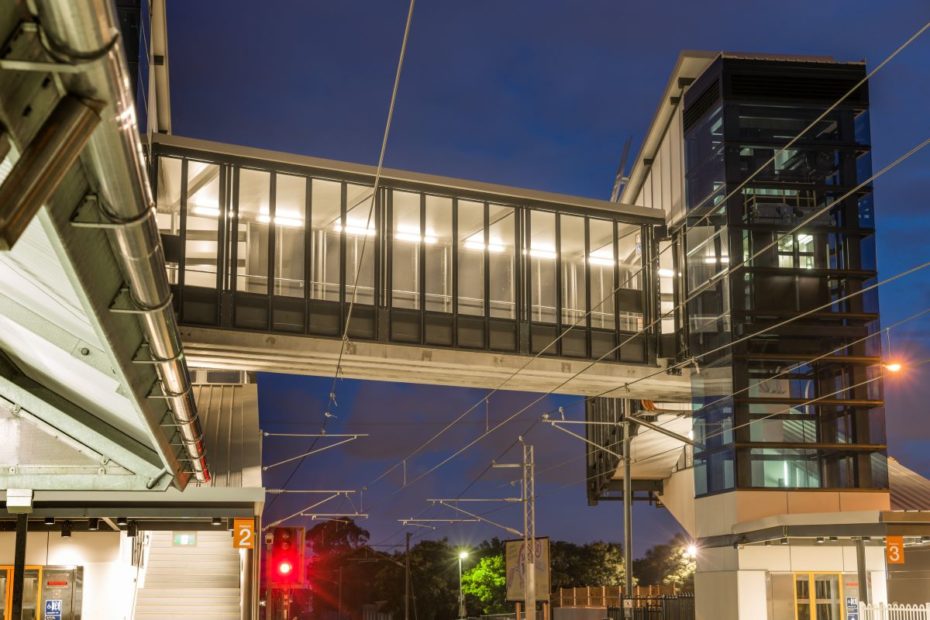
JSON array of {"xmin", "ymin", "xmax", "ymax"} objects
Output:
[{"xmin": 859, "ymin": 603, "xmax": 930, "ymax": 620}]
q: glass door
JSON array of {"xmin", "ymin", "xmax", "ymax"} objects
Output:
[
  {"xmin": 0, "ymin": 567, "xmax": 42, "ymax": 620},
  {"xmin": 795, "ymin": 573, "xmax": 844, "ymax": 620}
]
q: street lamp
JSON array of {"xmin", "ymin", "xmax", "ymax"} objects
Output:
[
  {"xmin": 458, "ymin": 550, "xmax": 469, "ymax": 619},
  {"xmin": 884, "ymin": 362, "xmax": 903, "ymax": 373}
]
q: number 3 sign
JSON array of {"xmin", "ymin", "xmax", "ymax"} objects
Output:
[
  {"xmin": 886, "ymin": 536, "xmax": 905, "ymax": 565},
  {"xmin": 234, "ymin": 518, "xmax": 255, "ymax": 549}
]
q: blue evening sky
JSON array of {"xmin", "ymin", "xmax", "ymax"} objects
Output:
[{"xmin": 166, "ymin": 1, "xmax": 930, "ymax": 556}]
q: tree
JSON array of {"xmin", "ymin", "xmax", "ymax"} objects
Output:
[
  {"xmin": 462, "ymin": 554, "xmax": 507, "ymax": 614},
  {"xmin": 550, "ymin": 540, "xmax": 626, "ymax": 589},
  {"xmin": 306, "ymin": 517, "xmax": 370, "ymax": 553},
  {"xmin": 632, "ymin": 535, "xmax": 695, "ymax": 589}
]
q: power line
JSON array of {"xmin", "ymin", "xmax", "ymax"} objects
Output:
[
  {"xmin": 365, "ymin": 134, "xmax": 930, "ymax": 496},
  {"xmin": 268, "ymin": 0, "xmax": 417, "ymax": 508},
  {"xmin": 360, "ymin": 20, "xmax": 930, "ymax": 493}
]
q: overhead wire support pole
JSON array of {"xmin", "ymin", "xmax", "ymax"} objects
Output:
[
  {"xmin": 523, "ymin": 441, "xmax": 536, "ymax": 620},
  {"xmin": 622, "ymin": 415, "xmax": 633, "ymax": 618}
]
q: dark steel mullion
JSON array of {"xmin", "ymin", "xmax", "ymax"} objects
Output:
[
  {"xmin": 514, "ymin": 206, "xmax": 523, "ymax": 348},
  {"xmin": 267, "ymin": 172, "xmax": 276, "ymax": 328},
  {"xmin": 483, "ymin": 201, "xmax": 490, "ymax": 348},
  {"xmin": 584, "ymin": 217, "xmax": 592, "ymax": 357},
  {"xmin": 555, "ymin": 212, "xmax": 563, "ymax": 356},
  {"xmin": 374, "ymin": 187, "xmax": 383, "ymax": 311},
  {"xmin": 339, "ymin": 182, "xmax": 347, "ymax": 333},
  {"xmin": 419, "ymin": 192, "xmax": 427, "ymax": 342},
  {"xmin": 612, "ymin": 220, "xmax": 621, "ymax": 356},
  {"xmin": 386, "ymin": 190, "xmax": 394, "ymax": 310},
  {"xmin": 215, "ymin": 165, "xmax": 225, "ymax": 294},
  {"xmin": 178, "ymin": 158, "xmax": 188, "ymax": 292},
  {"xmin": 452, "ymin": 197, "xmax": 459, "ymax": 345},
  {"xmin": 230, "ymin": 167, "xmax": 240, "ymax": 295},
  {"xmin": 527, "ymin": 210, "xmax": 535, "ymax": 341},
  {"xmin": 304, "ymin": 177, "xmax": 312, "ymax": 334}
]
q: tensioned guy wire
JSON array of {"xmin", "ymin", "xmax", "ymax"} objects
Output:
[{"xmin": 361, "ymin": 19, "xmax": 930, "ymax": 492}]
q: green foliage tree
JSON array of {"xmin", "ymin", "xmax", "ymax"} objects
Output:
[
  {"xmin": 631, "ymin": 534, "xmax": 695, "ymax": 589},
  {"xmin": 461, "ymin": 554, "xmax": 507, "ymax": 614},
  {"xmin": 550, "ymin": 540, "xmax": 626, "ymax": 589}
]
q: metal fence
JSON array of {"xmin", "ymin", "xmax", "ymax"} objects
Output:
[
  {"xmin": 606, "ymin": 596, "xmax": 695, "ymax": 620},
  {"xmin": 554, "ymin": 586, "xmax": 685, "ymax": 608},
  {"xmin": 859, "ymin": 603, "xmax": 930, "ymax": 620}
]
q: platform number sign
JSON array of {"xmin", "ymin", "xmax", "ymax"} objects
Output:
[
  {"xmin": 234, "ymin": 518, "xmax": 255, "ymax": 549},
  {"xmin": 886, "ymin": 535, "xmax": 905, "ymax": 565},
  {"xmin": 44, "ymin": 599, "xmax": 62, "ymax": 620}
]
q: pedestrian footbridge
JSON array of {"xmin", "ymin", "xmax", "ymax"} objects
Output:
[{"xmin": 153, "ymin": 135, "xmax": 690, "ymax": 400}]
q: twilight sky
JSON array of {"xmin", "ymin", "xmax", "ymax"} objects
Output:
[{"xmin": 166, "ymin": 0, "xmax": 930, "ymax": 556}]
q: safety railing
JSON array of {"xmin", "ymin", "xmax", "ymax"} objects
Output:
[
  {"xmin": 859, "ymin": 603, "xmax": 930, "ymax": 620},
  {"xmin": 553, "ymin": 585, "xmax": 685, "ymax": 608}
]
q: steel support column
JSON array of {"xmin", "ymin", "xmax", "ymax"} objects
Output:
[
  {"xmin": 11, "ymin": 514, "xmax": 27, "ymax": 618},
  {"xmin": 856, "ymin": 538, "xmax": 870, "ymax": 605},
  {"xmin": 622, "ymin": 416, "xmax": 633, "ymax": 618}
]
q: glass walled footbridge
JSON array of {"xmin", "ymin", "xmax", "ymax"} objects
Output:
[{"xmin": 153, "ymin": 135, "xmax": 690, "ymax": 400}]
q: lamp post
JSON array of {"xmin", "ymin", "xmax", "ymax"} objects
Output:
[{"xmin": 458, "ymin": 550, "xmax": 469, "ymax": 619}]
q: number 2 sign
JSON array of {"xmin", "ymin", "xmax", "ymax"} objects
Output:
[{"xmin": 234, "ymin": 518, "xmax": 255, "ymax": 549}]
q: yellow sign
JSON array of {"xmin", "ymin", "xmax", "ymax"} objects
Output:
[
  {"xmin": 233, "ymin": 518, "xmax": 255, "ymax": 549},
  {"xmin": 886, "ymin": 535, "xmax": 905, "ymax": 565}
]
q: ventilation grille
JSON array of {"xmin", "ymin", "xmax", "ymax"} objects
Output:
[
  {"xmin": 683, "ymin": 79, "xmax": 720, "ymax": 132},
  {"xmin": 730, "ymin": 74, "xmax": 866, "ymax": 104}
]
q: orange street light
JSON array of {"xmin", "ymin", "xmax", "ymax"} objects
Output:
[{"xmin": 884, "ymin": 362, "xmax": 903, "ymax": 373}]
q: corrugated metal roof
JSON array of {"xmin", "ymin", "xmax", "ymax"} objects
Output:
[
  {"xmin": 889, "ymin": 457, "xmax": 930, "ymax": 511},
  {"xmin": 192, "ymin": 384, "xmax": 262, "ymax": 489}
]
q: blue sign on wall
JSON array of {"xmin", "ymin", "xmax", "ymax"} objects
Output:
[{"xmin": 44, "ymin": 599, "xmax": 62, "ymax": 620}]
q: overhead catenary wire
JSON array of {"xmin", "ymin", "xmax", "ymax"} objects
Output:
[
  {"xmin": 391, "ymin": 305, "xmax": 930, "ymax": 545},
  {"xmin": 267, "ymin": 0, "xmax": 416, "ymax": 509},
  {"xmin": 365, "ymin": 121, "xmax": 930, "ymax": 547},
  {"xmin": 526, "ymin": 304, "xmax": 930, "ymax": 482},
  {"xmin": 360, "ymin": 20, "xmax": 930, "ymax": 493}
]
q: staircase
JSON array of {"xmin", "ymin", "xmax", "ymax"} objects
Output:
[{"xmin": 134, "ymin": 530, "xmax": 242, "ymax": 619}]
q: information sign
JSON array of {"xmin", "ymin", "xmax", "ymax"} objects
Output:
[{"xmin": 234, "ymin": 518, "xmax": 255, "ymax": 549}]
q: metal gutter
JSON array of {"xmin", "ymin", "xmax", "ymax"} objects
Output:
[{"xmin": 33, "ymin": 0, "xmax": 208, "ymax": 483}]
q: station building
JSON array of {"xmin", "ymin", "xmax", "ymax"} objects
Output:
[
  {"xmin": 585, "ymin": 51, "xmax": 930, "ymax": 619},
  {"xmin": 0, "ymin": 1, "xmax": 928, "ymax": 619}
]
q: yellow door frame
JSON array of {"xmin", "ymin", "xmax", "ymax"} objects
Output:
[
  {"xmin": 792, "ymin": 572, "xmax": 846, "ymax": 620},
  {"xmin": 0, "ymin": 566, "xmax": 44, "ymax": 620}
]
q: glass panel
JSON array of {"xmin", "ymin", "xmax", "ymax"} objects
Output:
[
  {"xmin": 425, "ymin": 195, "xmax": 453, "ymax": 313},
  {"xmin": 21, "ymin": 569, "xmax": 39, "ymax": 620},
  {"xmin": 588, "ymin": 218, "xmax": 615, "ymax": 330},
  {"xmin": 457, "ymin": 200, "xmax": 485, "ymax": 316},
  {"xmin": 155, "ymin": 156, "xmax": 182, "ymax": 283},
  {"xmin": 345, "ymin": 184, "xmax": 376, "ymax": 305},
  {"xmin": 560, "ymin": 214, "xmax": 586, "ymax": 325},
  {"xmin": 488, "ymin": 204, "xmax": 515, "ymax": 319},
  {"xmin": 750, "ymin": 448, "xmax": 821, "ymax": 488},
  {"xmin": 617, "ymin": 224, "xmax": 642, "ymax": 289},
  {"xmin": 530, "ymin": 210, "xmax": 557, "ymax": 323},
  {"xmin": 274, "ymin": 174, "xmax": 306, "ymax": 297},
  {"xmin": 310, "ymin": 179, "xmax": 342, "ymax": 302},
  {"xmin": 236, "ymin": 168, "xmax": 271, "ymax": 294},
  {"xmin": 0, "ymin": 571, "xmax": 6, "ymax": 617},
  {"xmin": 185, "ymin": 161, "xmax": 221, "ymax": 288},
  {"xmin": 813, "ymin": 575, "xmax": 840, "ymax": 620},
  {"xmin": 392, "ymin": 190, "xmax": 421, "ymax": 309}
]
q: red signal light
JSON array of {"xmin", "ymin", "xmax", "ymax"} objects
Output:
[{"xmin": 278, "ymin": 561, "xmax": 293, "ymax": 575}]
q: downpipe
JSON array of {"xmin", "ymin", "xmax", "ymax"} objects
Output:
[{"xmin": 33, "ymin": 0, "xmax": 208, "ymax": 483}]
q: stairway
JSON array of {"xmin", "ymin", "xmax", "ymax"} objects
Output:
[{"xmin": 134, "ymin": 530, "xmax": 242, "ymax": 619}]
